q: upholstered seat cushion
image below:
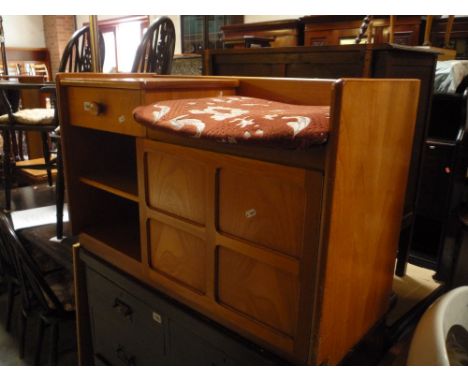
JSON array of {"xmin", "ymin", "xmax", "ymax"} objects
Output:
[
  {"xmin": 0, "ymin": 108, "xmax": 55, "ymax": 125},
  {"xmin": 133, "ymin": 96, "xmax": 330, "ymax": 148}
]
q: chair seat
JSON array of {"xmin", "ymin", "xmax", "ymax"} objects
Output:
[
  {"xmin": 133, "ymin": 96, "xmax": 331, "ymax": 149},
  {"xmin": 0, "ymin": 108, "xmax": 55, "ymax": 125}
]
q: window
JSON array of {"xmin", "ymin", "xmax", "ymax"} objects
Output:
[{"xmin": 84, "ymin": 16, "xmax": 149, "ymax": 73}]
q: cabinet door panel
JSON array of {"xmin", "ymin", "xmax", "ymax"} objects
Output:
[
  {"xmin": 148, "ymin": 219, "xmax": 207, "ymax": 294},
  {"xmin": 217, "ymin": 247, "xmax": 299, "ymax": 337},
  {"xmin": 218, "ymin": 166, "xmax": 306, "ymax": 258},
  {"xmin": 146, "ymin": 150, "xmax": 207, "ymax": 225}
]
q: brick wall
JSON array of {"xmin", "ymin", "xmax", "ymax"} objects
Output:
[{"xmin": 43, "ymin": 16, "xmax": 76, "ymax": 79}]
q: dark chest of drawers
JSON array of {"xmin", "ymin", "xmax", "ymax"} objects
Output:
[{"xmin": 79, "ymin": 248, "xmax": 282, "ymax": 366}]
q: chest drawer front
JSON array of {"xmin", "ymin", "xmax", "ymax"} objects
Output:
[
  {"xmin": 87, "ymin": 268, "xmax": 167, "ymax": 365},
  {"xmin": 67, "ymin": 87, "xmax": 145, "ymax": 136}
]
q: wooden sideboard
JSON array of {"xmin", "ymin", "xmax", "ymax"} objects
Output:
[
  {"xmin": 58, "ymin": 73, "xmax": 419, "ymax": 365},
  {"xmin": 220, "ymin": 16, "xmax": 424, "ymax": 49},
  {"xmin": 203, "ymin": 44, "xmax": 438, "ymax": 275},
  {"xmin": 301, "ymin": 16, "xmax": 422, "ymax": 46},
  {"xmin": 1, "ymin": 47, "xmax": 51, "ymax": 80},
  {"xmin": 221, "ymin": 19, "xmax": 304, "ymax": 48}
]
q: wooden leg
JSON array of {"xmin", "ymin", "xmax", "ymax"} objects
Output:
[
  {"xmin": 17, "ymin": 131, "xmax": 24, "ymax": 161},
  {"xmin": 41, "ymin": 132, "xmax": 53, "ymax": 187},
  {"xmin": 2, "ymin": 129, "xmax": 12, "ymax": 212},
  {"xmin": 19, "ymin": 309, "xmax": 27, "ymax": 359},
  {"xmin": 34, "ymin": 317, "xmax": 46, "ymax": 365},
  {"xmin": 11, "ymin": 131, "xmax": 19, "ymax": 162},
  {"xmin": 49, "ymin": 321, "xmax": 59, "ymax": 365},
  {"xmin": 395, "ymin": 223, "xmax": 412, "ymax": 277},
  {"xmin": 5, "ymin": 280, "xmax": 15, "ymax": 332},
  {"xmin": 55, "ymin": 139, "xmax": 64, "ymax": 240}
]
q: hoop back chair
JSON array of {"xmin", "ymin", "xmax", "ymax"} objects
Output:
[
  {"xmin": 0, "ymin": 26, "xmax": 105, "ymax": 238},
  {"xmin": 131, "ymin": 16, "xmax": 175, "ymax": 74},
  {"xmin": 59, "ymin": 25, "xmax": 105, "ymax": 73},
  {"xmin": 0, "ymin": 213, "xmax": 75, "ymax": 365}
]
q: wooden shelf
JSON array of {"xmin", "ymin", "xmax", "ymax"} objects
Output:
[
  {"xmin": 81, "ymin": 218, "xmax": 141, "ymax": 262},
  {"xmin": 79, "ymin": 174, "xmax": 138, "ymax": 202}
]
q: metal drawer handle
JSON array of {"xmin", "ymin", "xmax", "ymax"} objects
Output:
[
  {"xmin": 116, "ymin": 345, "xmax": 136, "ymax": 366},
  {"xmin": 83, "ymin": 101, "xmax": 104, "ymax": 116},
  {"xmin": 113, "ymin": 298, "xmax": 133, "ymax": 319}
]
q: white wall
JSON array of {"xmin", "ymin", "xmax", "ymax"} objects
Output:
[
  {"xmin": 2, "ymin": 15, "xmax": 46, "ymax": 48},
  {"xmin": 76, "ymin": 15, "xmax": 182, "ymax": 55},
  {"xmin": 244, "ymin": 15, "xmax": 303, "ymax": 23}
]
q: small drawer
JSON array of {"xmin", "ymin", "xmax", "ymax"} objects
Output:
[
  {"xmin": 67, "ymin": 86, "xmax": 145, "ymax": 137},
  {"xmin": 87, "ymin": 269, "xmax": 168, "ymax": 365}
]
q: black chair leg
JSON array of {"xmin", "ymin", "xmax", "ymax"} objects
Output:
[
  {"xmin": 55, "ymin": 140, "xmax": 64, "ymax": 240},
  {"xmin": 5, "ymin": 281, "xmax": 15, "ymax": 332},
  {"xmin": 2, "ymin": 129, "xmax": 12, "ymax": 212},
  {"xmin": 41, "ymin": 132, "xmax": 53, "ymax": 187},
  {"xmin": 18, "ymin": 309, "xmax": 27, "ymax": 359},
  {"xmin": 49, "ymin": 321, "xmax": 59, "ymax": 365},
  {"xmin": 34, "ymin": 317, "xmax": 46, "ymax": 365}
]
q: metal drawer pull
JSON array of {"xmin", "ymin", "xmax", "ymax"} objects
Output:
[
  {"xmin": 113, "ymin": 298, "xmax": 133, "ymax": 319},
  {"xmin": 83, "ymin": 101, "xmax": 103, "ymax": 116},
  {"xmin": 116, "ymin": 345, "xmax": 136, "ymax": 366},
  {"xmin": 152, "ymin": 311, "xmax": 162, "ymax": 324}
]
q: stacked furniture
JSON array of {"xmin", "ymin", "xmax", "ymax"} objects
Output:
[
  {"xmin": 57, "ymin": 73, "xmax": 419, "ymax": 365},
  {"xmin": 410, "ymin": 64, "xmax": 468, "ymax": 280},
  {"xmin": 203, "ymin": 43, "xmax": 438, "ymax": 276}
]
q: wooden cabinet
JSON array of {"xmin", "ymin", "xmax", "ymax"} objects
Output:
[
  {"xmin": 181, "ymin": 16, "xmax": 243, "ymax": 53},
  {"xmin": 221, "ymin": 19, "xmax": 304, "ymax": 48},
  {"xmin": 2, "ymin": 47, "xmax": 51, "ymax": 80},
  {"xmin": 59, "ymin": 74, "xmax": 419, "ymax": 365},
  {"xmin": 301, "ymin": 16, "xmax": 422, "ymax": 46}
]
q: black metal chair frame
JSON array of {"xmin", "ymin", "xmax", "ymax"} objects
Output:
[{"xmin": 131, "ymin": 16, "xmax": 175, "ymax": 74}]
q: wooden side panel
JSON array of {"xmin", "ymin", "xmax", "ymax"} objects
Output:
[
  {"xmin": 217, "ymin": 246, "xmax": 300, "ymax": 337},
  {"xmin": 316, "ymin": 79, "xmax": 420, "ymax": 365},
  {"xmin": 146, "ymin": 150, "xmax": 207, "ymax": 225},
  {"xmin": 218, "ymin": 166, "xmax": 306, "ymax": 258}
]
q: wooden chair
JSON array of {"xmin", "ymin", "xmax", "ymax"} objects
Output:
[
  {"xmin": 131, "ymin": 16, "xmax": 175, "ymax": 74},
  {"xmin": 59, "ymin": 26, "xmax": 105, "ymax": 73},
  {"xmin": 0, "ymin": 213, "xmax": 21, "ymax": 333},
  {"xmin": 0, "ymin": 26, "xmax": 104, "ymax": 239},
  {"xmin": 0, "ymin": 212, "xmax": 75, "ymax": 365},
  {"xmin": 32, "ymin": 63, "xmax": 49, "ymax": 81}
]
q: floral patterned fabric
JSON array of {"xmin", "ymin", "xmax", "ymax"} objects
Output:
[{"xmin": 133, "ymin": 96, "xmax": 330, "ymax": 149}]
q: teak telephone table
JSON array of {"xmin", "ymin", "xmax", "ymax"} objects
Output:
[{"xmin": 57, "ymin": 74, "xmax": 419, "ymax": 365}]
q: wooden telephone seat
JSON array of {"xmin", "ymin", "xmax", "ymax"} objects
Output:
[{"xmin": 58, "ymin": 74, "xmax": 419, "ymax": 365}]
